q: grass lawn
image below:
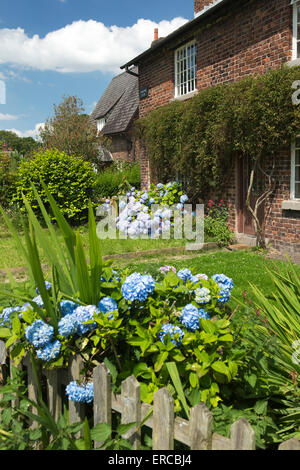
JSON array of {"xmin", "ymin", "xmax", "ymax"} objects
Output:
[
  {"xmin": 0, "ymin": 223, "xmax": 187, "ymax": 269},
  {"xmin": 109, "ymin": 249, "xmax": 300, "ymax": 308},
  {"xmin": 1, "ymin": 238, "xmax": 299, "ymax": 309}
]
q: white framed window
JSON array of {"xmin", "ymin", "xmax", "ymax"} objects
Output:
[
  {"xmin": 291, "ymin": 137, "xmax": 300, "ymax": 199},
  {"xmin": 97, "ymin": 117, "xmax": 106, "ymax": 132},
  {"xmin": 174, "ymin": 41, "xmax": 197, "ymax": 98},
  {"xmin": 292, "ymin": 0, "xmax": 300, "ymax": 60}
]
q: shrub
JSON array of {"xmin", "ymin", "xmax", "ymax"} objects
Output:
[
  {"xmin": 94, "ymin": 162, "xmax": 140, "ymax": 199},
  {"xmin": 204, "ymin": 200, "xmax": 234, "ymax": 246},
  {"xmin": 0, "ymin": 152, "xmax": 16, "ymax": 208},
  {"xmin": 12, "ymin": 149, "xmax": 96, "ymax": 224}
]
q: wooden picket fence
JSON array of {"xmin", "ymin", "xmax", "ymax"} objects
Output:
[{"xmin": 0, "ymin": 344, "xmax": 300, "ymax": 450}]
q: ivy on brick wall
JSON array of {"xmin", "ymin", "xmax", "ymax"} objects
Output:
[{"xmin": 136, "ymin": 66, "xmax": 300, "ymax": 202}]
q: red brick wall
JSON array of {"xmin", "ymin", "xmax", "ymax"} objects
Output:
[
  {"xmin": 194, "ymin": 1, "xmax": 214, "ymax": 15},
  {"xmin": 136, "ymin": 0, "xmax": 299, "ymax": 252},
  {"xmin": 139, "ymin": 0, "xmax": 292, "ymax": 120}
]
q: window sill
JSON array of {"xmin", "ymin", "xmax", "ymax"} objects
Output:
[
  {"xmin": 286, "ymin": 59, "xmax": 300, "ymax": 67},
  {"xmin": 282, "ymin": 200, "xmax": 300, "ymax": 211},
  {"xmin": 170, "ymin": 90, "xmax": 198, "ymax": 102}
]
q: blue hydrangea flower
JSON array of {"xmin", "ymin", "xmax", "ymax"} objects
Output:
[
  {"xmin": 25, "ymin": 320, "xmax": 54, "ymax": 348},
  {"xmin": 177, "ymin": 269, "xmax": 193, "ymax": 282},
  {"xmin": 36, "ymin": 340, "xmax": 61, "ymax": 362},
  {"xmin": 60, "ymin": 300, "xmax": 79, "ymax": 317},
  {"xmin": 157, "ymin": 183, "xmax": 164, "ymax": 189},
  {"xmin": 36, "ymin": 281, "xmax": 52, "ymax": 295},
  {"xmin": 180, "ymin": 194, "xmax": 189, "ymax": 204},
  {"xmin": 58, "ymin": 314, "xmax": 79, "ymax": 337},
  {"xmin": 73, "ymin": 305, "xmax": 98, "ymax": 336},
  {"xmin": 18, "ymin": 303, "xmax": 33, "ymax": 321},
  {"xmin": 180, "ymin": 304, "xmax": 200, "ymax": 332},
  {"xmin": 195, "ymin": 287, "xmax": 211, "ymax": 304},
  {"xmin": 98, "ymin": 296, "xmax": 118, "ymax": 320},
  {"xmin": 198, "ymin": 309, "xmax": 211, "ymax": 320},
  {"xmin": 121, "ymin": 272, "xmax": 155, "ymax": 302},
  {"xmin": 212, "ymin": 274, "xmax": 234, "ymax": 291},
  {"xmin": 65, "ymin": 381, "xmax": 94, "ymax": 404},
  {"xmin": 32, "ymin": 295, "xmax": 44, "ymax": 308},
  {"xmin": 158, "ymin": 323, "xmax": 184, "ymax": 346},
  {"xmin": 218, "ymin": 287, "xmax": 231, "ymax": 304},
  {"xmin": 0, "ymin": 306, "xmax": 22, "ymax": 324}
]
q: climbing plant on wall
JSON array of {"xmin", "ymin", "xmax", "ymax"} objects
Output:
[{"xmin": 136, "ymin": 65, "xmax": 300, "ymax": 247}]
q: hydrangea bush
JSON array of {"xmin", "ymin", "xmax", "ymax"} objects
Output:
[
  {"xmin": 0, "ymin": 266, "xmax": 236, "ymax": 408},
  {"xmin": 100, "ymin": 181, "xmax": 190, "ymax": 239},
  {"xmin": 0, "ymin": 188, "xmax": 238, "ymax": 411}
]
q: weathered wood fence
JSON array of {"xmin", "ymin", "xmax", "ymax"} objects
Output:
[{"xmin": 0, "ymin": 344, "xmax": 299, "ymax": 450}]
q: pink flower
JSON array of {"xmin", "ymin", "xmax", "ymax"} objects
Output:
[{"xmin": 159, "ymin": 265, "xmax": 177, "ymax": 274}]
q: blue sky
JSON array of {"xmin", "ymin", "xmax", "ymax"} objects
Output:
[{"xmin": 0, "ymin": 0, "xmax": 192, "ymax": 138}]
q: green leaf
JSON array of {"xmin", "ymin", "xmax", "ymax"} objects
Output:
[
  {"xmin": 211, "ymin": 361, "xmax": 231, "ymax": 380},
  {"xmin": 154, "ymin": 351, "xmax": 168, "ymax": 372},
  {"xmin": 166, "ymin": 362, "xmax": 190, "ymax": 419},
  {"xmin": 0, "ymin": 328, "xmax": 12, "ymax": 338},
  {"xmin": 117, "ymin": 422, "xmax": 137, "ymax": 436},
  {"xmin": 91, "ymin": 423, "xmax": 111, "ymax": 442}
]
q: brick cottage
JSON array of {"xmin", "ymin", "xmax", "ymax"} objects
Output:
[{"xmin": 121, "ymin": 0, "xmax": 300, "ymax": 254}]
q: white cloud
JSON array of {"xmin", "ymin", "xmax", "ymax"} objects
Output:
[
  {"xmin": 0, "ymin": 113, "xmax": 18, "ymax": 120},
  {"xmin": 6, "ymin": 122, "xmax": 44, "ymax": 139},
  {"xmin": 0, "ymin": 17, "xmax": 188, "ymax": 74}
]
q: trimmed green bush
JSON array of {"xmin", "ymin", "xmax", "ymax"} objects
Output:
[
  {"xmin": 94, "ymin": 162, "xmax": 141, "ymax": 198},
  {"xmin": 12, "ymin": 149, "xmax": 96, "ymax": 224}
]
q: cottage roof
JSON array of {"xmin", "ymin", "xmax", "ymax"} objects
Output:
[
  {"xmin": 90, "ymin": 67, "xmax": 139, "ymax": 135},
  {"xmin": 120, "ymin": 0, "xmax": 231, "ymax": 70}
]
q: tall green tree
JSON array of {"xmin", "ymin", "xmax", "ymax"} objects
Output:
[{"xmin": 39, "ymin": 95, "xmax": 109, "ymax": 169}]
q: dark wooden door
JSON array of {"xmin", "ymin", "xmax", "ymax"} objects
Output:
[{"xmin": 237, "ymin": 157, "xmax": 265, "ymax": 236}]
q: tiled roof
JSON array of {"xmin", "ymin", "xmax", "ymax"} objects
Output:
[{"xmin": 90, "ymin": 67, "xmax": 139, "ymax": 135}]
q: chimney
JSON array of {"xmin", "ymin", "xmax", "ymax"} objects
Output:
[
  {"xmin": 194, "ymin": 1, "xmax": 213, "ymax": 16},
  {"xmin": 154, "ymin": 28, "xmax": 158, "ymax": 42}
]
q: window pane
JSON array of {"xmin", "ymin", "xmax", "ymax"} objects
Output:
[
  {"xmin": 295, "ymin": 182, "xmax": 300, "ymax": 198},
  {"xmin": 296, "ymin": 149, "xmax": 300, "ymax": 165},
  {"xmin": 296, "ymin": 166, "xmax": 300, "ymax": 181}
]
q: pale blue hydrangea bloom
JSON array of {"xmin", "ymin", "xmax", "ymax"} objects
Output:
[
  {"xmin": 98, "ymin": 296, "xmax": 118, "ymax": 320},
  {"xmin": 0, "ymin": 306, "xmax": 24, "ymax": 324},
  {"xmin": 25, "ymin": 320, "xmax": 54, "ymax": 348},
  {"xmin": 32, "ymin": 295, "xmax": 44, "ymax": 308},
  {"xmin": 36, "ymin": 340, "xmax": 61, "ymax": 362},
  {"xmin": 198, "ymin": 309, "xmax": 211, "ymax": 320},
  {"xmin": 212, "ymin": 274, "xmax": 234, "ymax": 304},
  {"xmin": 65, "ymin": 381, "xmax": 94, "ymax": 403},
  {"xmin": 121, "ymin": 272, "xmax": 155, "ymax": 302},
  {"xmin": 180, "ymin": 304, "xmax": 200, "ymax": 332},
  {"xmin": 35, "ymin": 281, "xmax": 52, "ymax": 295},
  {"xmin": 195, "ymin": 287, "xmax": 211, "ymax": 304},
  {"xmin": 180, "ymin": 194, "xmax": 188, "ymax": 204},
  {"xmin": 218, "ymin": 287, "xmax": 231, "ymax": 304},
  {"xmin": 60, "ymin": 300, "xmax": 79, "ymax": 317},
  {"xmin": 58, "ymin": 314, "xmax": 79, "ymax": 337},
  {"xmin": 177, "ymin": 269, "xmax": 193, "ymax": 282},
  {"xmin": 212, "ymin": 274, "xmax": 234, "ymax": 291},
  {"xmin": 158, "ymin": 323, "xmax": 184, "ymax": 346},
  {"xmin": 74, "ymin": 305, "xmax": 98, "ymax": 336}
]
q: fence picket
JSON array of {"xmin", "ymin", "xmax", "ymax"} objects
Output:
[
  {"xmin": 0, "ymin": 353, "xmax": 300, "ymax": 451},
  {"xmin": 230, "ymin": 418, "xmax": 256, "ymax": 450},
  {"xmin": 279, "ymin": 438, "xmax": 300, "ymax": 450},
  {"xmin": 68, "ymin": 355, "xmax": 85, "ymax": 437},
  {"xmin": 189, "ymin": 403, "xmax": 213, "ymax": 450},
  {"xmin": 153, "ymin": 388, "xmax": 174, "ymax": 450},
  {"xmin": 45, "ymin": 369, "xmax": 61, "ymax": 422},
  {"xmin": 93, "ymin": 363, "xmax": 112, "ymax": 449},
  {"xmin": 121, "ymin": 375, "xmax": 141, "ymax": 450}
]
